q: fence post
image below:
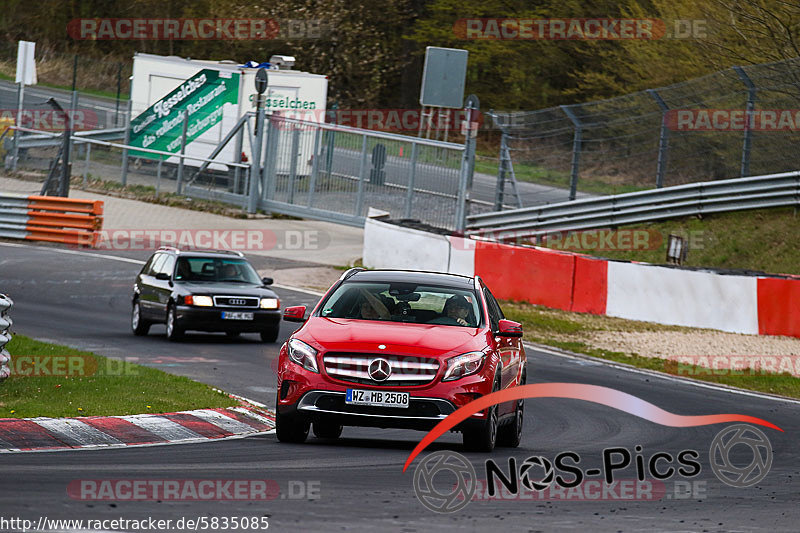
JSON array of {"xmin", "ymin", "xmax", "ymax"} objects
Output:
[
  {"xmin": 403, "ymin": 142, "xmax": 419, "ymax": 219},
  {"xmin": 307, "ymin": 126, "xmax": 322, "ymax": 207},
  {"xmin": 733, "ymin": 66, "xmax": 756, "ymax": 178},
  {"xmin": 455, "ymin": 99, "xmax": 478, "ymax": 232},
  {"xmin": 560, "ymin": 104, "xmax": 582, "ymax": 200},
  {"xmin": 495, "ymin": 128, "xmax": 509, "ymax": 210},
  {"xmin": 83, "ymin": 141, "xmax": 91, "ymax": 184},
  {"xmin": 287, "ymin": 127, "xmax": 300, "ymax": 204},
  {"xmin": 248, "ymin": 99, "xmax": 267, "ymax": 213},
  {"xmin": 11, "ymin": 81, "xmax": 23, "ymax": 171},
  {"xmin": 176, "ymin": 109, "xmax": 188, "ymax": 195},
  {"xmin": 0, "ymin": 294, "xmax": 12, "ymax": 383},
  {"xmin": 263, "ymin": 115, "xmax": 280, "ymax": 202},
  {"xmin": 647, "ymin": 89, "xmax": 670, "ymax": 188},
  {"xmin": 354, "ymin": 134, "xmax": 368, "ymax": 217},
  {"xmin": 120, "ymin": 99, "xmax": 132, "ymax": 186}
]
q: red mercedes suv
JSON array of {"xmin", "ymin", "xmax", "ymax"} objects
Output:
[{"xmin": 275, "ymin": 269, "xmax": 526, "ymax": 452}]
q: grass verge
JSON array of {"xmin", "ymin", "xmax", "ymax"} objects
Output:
[
  {"xmin": 501, "ymin": 301, "xmax": 800, "ymax": 399},
  {"xmin": 0, "ymin": 335, "xmax": 237, "ymax": 418}
]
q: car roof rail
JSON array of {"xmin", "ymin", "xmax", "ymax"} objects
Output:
[
  {"xmin": 157, "ymin": 245, "xmax": 180, "ymax": 253},
  {"xmin": 340, "ymin": 267, "xmax": 365, "ymax": 281},
  {"xmin": 182, "ymin": 248, "xmax": 245, "ymax": 257}
]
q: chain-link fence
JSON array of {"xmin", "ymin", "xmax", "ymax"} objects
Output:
[
  {"xmin": 491, "ymin": 56, "xmax": 800, "ymax": 204},
  {"xmin": 4, "ymin": 110, "xmax": 479, "ymax": 231}
]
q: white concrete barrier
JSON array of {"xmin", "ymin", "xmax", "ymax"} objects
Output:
[
  {"xmin": 363, "ymin": 217, "xmax": 451, "ymax": 272},
  {"xmin": 606, "ymin": 262, "xmax": 759, "ymax": 334}
]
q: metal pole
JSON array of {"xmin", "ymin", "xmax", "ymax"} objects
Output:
[
  {"xmin": 120, "ymin": 99, "xmax": 132, "ymax": 186},
  {"xmin": 325, "ymin": 102, "xmax": 337, "ymax": 176},
  {"xmin": 355, "ymin": 135, "xmax": 367, "ymax": 216},
  {"xmin": 12, "ymin": 82, "xmax": 23, "ymax": 171},
  {"xmin": 248, "ymin": 98, "xmax": 266, "ymax": 213},
  {"xmin": 647, "ymin": 89, "xmax": 670, "ymax": 188},
  {"xmin": 156, "ymin": 158, "xmax": 162, "ymax": 198},
  {"xmin": 403, "ymin": 142, "xmax": 419, "ymax": 219},
  {"xmin": 495, "ymin": 129, "xmax": 509, "ymax": 210},
  {"xmin": 455, "ymin": 101, "xmax": 477, "ymax": 232},
  {"xmin": 71, "ymin": 54, "xmax": 78, "ymax": 92},
  {"xmin": 287, "ymin": 127, "xmax": 300, "ymax": 204},
  {"xmin": 115, "ymin": 63, "xmax": 122, "ymax": 127},
  {"xmin": 734, "ymin": 66, "xmax": 756, "ymax": 178},
  {"xmin": 59, "ymin": 98, "xmax": 74, "ymax": 197},
  {"xmin": 176, "ymin": 109, "xmax": 189, "ymax": 195},
  {"xmin": 307, "ymin": 126, "xmax": 322, "ymax": 207},
  {"xmin": 233, "ymin": 122, "xmax": 244, "ymax": 194},
  {"xmin": 83, "ymin": 142, "xmax": 91, "ymax": 184},
  {"xmin": 561, "ymin": 105, "xmax": 582, "ymax": 201}
]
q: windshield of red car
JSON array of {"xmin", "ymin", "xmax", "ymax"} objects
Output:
[{"xmin": 318, "ymin": 282, "xmax": 482, "ymax": 327}]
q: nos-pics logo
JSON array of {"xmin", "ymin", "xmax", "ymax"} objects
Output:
[{"xmin": 412, "ymin": 424, "xmax": 773, "ymax": 513}]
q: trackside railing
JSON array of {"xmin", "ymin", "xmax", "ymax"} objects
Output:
[{"xmin": 466, "ymin": 170, "xmax": 800, "ymax": 235}]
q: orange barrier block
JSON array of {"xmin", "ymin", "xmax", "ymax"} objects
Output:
[
  {"xmin": 27, "ymin": 211, "xmax": 102, "ymax": 231},
  {"xmin": 27, "ymin": 195, "xmax": 103, "ymax": 215}
]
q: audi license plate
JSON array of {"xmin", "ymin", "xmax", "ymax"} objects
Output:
[
  {"xmin": 345, "ymin": 389, "xmax": 409, "ymax": 408},
  {"xmin": 221, "ymin": 311, "xmax": 254, "ymax": 320}
]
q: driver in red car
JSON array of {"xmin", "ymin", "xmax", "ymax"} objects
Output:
[{"xmin": 442, "ymin": 294, "xmax": 471, "ymax": 326}]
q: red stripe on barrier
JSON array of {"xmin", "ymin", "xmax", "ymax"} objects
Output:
[
  {"xmin": 0, "ymin": 420, "xmax": 71, "ymax": 450},
  {"xmin": 82, "ymin": 417, "xmax": 168, "ymax": 445},
  {"xmin": 161, "ymin": 413, "xmax": 234, "ymax": 439},
  {"xmin": 571, "ymin": 255, "xmax": 608, "ymax": 314},
  {"xmin": 474, "ymin": 241, "xmax": 575, "ymax": 310},
  {"xmin": 757, "ymin": 277, "xmax": 800, "ymax": 337}
]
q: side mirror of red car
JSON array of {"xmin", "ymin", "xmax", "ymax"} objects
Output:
[
  {"xmin": 497, "ymin": 319, "xmax": 523, "ymax": 337},
  {"xmin": 283, "ymin": 306, "xmax": 307, "ymax": 323}
]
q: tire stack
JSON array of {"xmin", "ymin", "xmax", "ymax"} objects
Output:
[{"xmin": 0, "ymin": 294, "xmax": 12, "ymax": 383}]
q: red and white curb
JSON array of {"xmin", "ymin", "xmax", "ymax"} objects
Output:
[{"xmin": 0, "ymin": 404, "xmax": 275, "ymax": 453}]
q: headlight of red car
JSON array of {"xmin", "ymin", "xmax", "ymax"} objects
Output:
[
  {"xmin": 287, "ymin": 338, "xmax": 319, "ymax": 373},
  {"xmin": 443, "ymin": 351, "xmax": 486, "ymax": 381}
]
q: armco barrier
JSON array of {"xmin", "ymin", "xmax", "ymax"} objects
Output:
[
  {"xmin": 0, "ymin": 193, "xmax": 103, "ymax": 247},
  {"xmin": 0, "ymin": 294, "xmax": 12, "ymax": 383},
  {"xmin": 362, "ymin": 216, "xmax": 800, "ymax": 338}
]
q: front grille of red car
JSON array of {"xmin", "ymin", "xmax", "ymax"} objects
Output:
[{"xmin": 322, "ymin": 353, "xmax": 439, "ymax": 386}]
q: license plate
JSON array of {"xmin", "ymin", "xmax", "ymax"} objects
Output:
[
  {"xmin": 345, "ymin": 389, "xmax": 409, "ymax": 408},
  {"xmin": 221, "ymin": 311, "xmax": 254, "ymax": 320}
]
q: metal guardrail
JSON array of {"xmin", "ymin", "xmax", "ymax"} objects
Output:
[
  {"xmin": 0, "ymin": 294, "xmax": 12, "ymax": 383},
  {"xmin": 10, "ymin": 127, "xmax": 126, "ymax": 150},
  {"xmin": 466, "ymin": 170, "xmax": 800, "ymax": 235}
]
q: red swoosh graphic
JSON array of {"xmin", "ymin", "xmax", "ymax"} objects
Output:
[{"xmin": 403, "ymin": 383, "xmax": 783, "ymax": 472}]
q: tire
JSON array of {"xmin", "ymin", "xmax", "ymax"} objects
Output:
[
  {"xmin": 313, "ymin": 420, "xmax": 343, "ymax": 439},
  {"xmin": 165, "ymin": 303, "xmax": 184, "ymax": 341},
  {"xmin": 131, "ymin": 299, "xmax": 151, "ymax": 336},
  {"xmin": 463, "ymin": 378, "xmax": 500, "ymax": 452},
  {"xmin": 497, "ymin": 398, "xmax": 523, "ymax": 448},
  {"xmin": 497, "ymin": 373, "xmax": 525, "ymax": 448},
  {"xmin": 260, "ymin": 324, "xmax": 280, "ymax": 343},
  {"xmin": 275, "ymin": 394, "xmax": 309, "ymax": 443}
]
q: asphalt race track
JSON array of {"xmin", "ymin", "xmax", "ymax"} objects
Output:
[{"xmin": 0, "ymin": 242, "xmax": 798, "ymax": 532}]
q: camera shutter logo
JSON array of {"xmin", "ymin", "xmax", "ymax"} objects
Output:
[
  {"xmin": 413, "ymin": 451, "xmax": 476, "ymax": 513},
  {"xmin": 710, "ymin": 424, "xmax": 772, "ymax": 488},
  {"xmin": 519, "ymin": 456, "xmax": 555, "ymax": 491}
]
